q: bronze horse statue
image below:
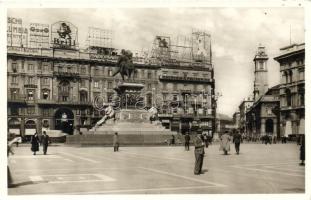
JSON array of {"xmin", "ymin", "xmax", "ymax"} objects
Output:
[{"xmin": 113, "ymin": 49, "xmax": 136, "ymax": 81}]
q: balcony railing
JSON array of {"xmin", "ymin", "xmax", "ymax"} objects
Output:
[
  {"xmin": 53, "ymin": 71, "xmax": 80, "ymax": 78},
  {"xmin": 7, "ymin": 95, "xmax": 26, "ymax": 103},
  {"xmin": 37, "ymin": 99, "xmax": 92, "ymax": 106}
]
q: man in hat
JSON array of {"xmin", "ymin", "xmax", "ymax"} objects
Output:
[{"xmin": 193, "ymin": 133, "xmax": 205, "ymax": 175}]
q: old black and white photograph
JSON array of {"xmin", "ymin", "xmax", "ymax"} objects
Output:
[{"xmin": 2, "ymin": 0, "xmax": 309, "ymax": 199}]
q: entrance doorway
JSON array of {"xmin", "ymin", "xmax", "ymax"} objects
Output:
[
  {"xmin": 265, "ymin": 119, "xmax": 274, "ymax": 135},
  {"xmin": 54, "ymin": 108, "xmax": 74, "ymax": 135}
]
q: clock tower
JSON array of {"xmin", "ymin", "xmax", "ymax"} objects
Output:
[{"xmin": 253, "ymin": 45, "xmax": 269, "ymax": 101}]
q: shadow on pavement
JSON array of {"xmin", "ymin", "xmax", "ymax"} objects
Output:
[{"xmin": 8, "ymin": 180, "xmax": 48, "ymax": 188}]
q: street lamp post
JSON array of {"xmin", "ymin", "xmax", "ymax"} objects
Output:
[{"xmin": 212, "ymin": 92, "xmax": 222, "ymax": 139}]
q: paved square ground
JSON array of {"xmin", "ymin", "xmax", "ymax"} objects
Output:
[{"xmin": 8, "ymin": 143, "xmax": 304, "ymax": 194}]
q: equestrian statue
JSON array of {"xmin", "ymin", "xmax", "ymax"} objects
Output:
[{"xmin": 112, "ymin": 49, "xmax": 136, "ymax": 81}]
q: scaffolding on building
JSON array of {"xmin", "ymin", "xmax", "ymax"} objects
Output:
[
  {"xmin": 149, "ymin": 36, "xmax": 172, "ymax": 65},
  {"xmin": 191, "ymin": 29, "xmax": 212, "ymax": 64},
  {"xmin": 85, "ymin": 27, "xmax": 115, "ymax": 55},
  {"xmin": 148, "ymin": 29, "xmax": 212, "ymax": 66}
]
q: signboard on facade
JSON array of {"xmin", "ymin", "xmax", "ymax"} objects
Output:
[
  {"xmin": 7, "ymin": 17, "xmax": 28, "ymax": 47},
  {"xmin": 192, "ymin": 31, "xmax": 211, "ymax": 63},
  {"xmin": 51, "ymin": 21, "xmax": 78, "ymax": 49},
  {"xmin": 29, "ymin": 23, "xmax": 50, "ymax": 48}
]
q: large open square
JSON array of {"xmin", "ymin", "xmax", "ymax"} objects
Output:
[{"xmin": 8, "ymin": 143, "xmax": 304, "ymax": 195}]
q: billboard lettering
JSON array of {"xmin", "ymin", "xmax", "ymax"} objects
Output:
[
  {"xmin": 51, "ymin": 21, "xmax": 78, "ymax": 49},
  {"xmin": 29, "ymin": 23, "xmax": 50, "ymax": 48}
]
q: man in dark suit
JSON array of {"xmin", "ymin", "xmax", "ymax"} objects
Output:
[
  {"xmin": 233, "ymin": 131, "xmax": 242, "ymax": 154},
  {"xmin": 184, "ymin": 133, "xmax": 190, "ymax": 151},
  {"xmin": 193, "ymin": 133, "xmax": 205, "ymax": 175},
  {"xmin": 41, "ymin": 131, "xmax": 50, "ymax": 155}
]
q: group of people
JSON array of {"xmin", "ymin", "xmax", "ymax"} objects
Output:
[{"xmin": 30, "ymin": 131, "xmax": 51, "ymax": 155}]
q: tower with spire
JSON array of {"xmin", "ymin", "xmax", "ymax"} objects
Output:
[{"xmin": 253, "ymin": 45, "xmax": 269, "ymax": 101}]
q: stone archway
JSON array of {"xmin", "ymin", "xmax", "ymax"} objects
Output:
[
  {"xmin": 54, "ymin": 108, "xmax": 74, "ymax": 135},
  {"xmin": 265, "ymin": 119, "xmax": 274, "ymax": 135}
]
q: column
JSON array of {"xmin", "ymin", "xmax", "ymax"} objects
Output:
[
  {"xmin": 261, "ymin": 119, "xmax": 266, "ymax": 136},
  {"xmin": 37, "ymin": 77, "xmax": 41, "ymax": 99},
  {"xmin": 273, "ymin": 119, "xmax": 277, "ymax": 137}
]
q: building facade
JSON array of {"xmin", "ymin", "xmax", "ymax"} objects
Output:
[
  {"xmin": 238, "ymin": 97, "xmax": 253, "ymax": 135},
  {"xmin": 246, "ymin": 85, "xmax": 280, "ymax": 138},
  {"xmin": 274, "ymin": 43, "xmax": 305, "ymax": 137},
  {"xmin": 232, "ymin": 111, "xmax": 240, "ymax": 130},
  {"xmin": 7, "ymin": 24, "xmax": 215, "ymax": 137}
]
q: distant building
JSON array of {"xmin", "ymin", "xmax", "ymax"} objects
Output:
[
  {"xmin": 245, "ymin": 45, "xmax": 280, "ymax": 138},
  {"xmin": 246, "ymin": 85, "xmax": 280, "ymax": 138},
  {"xmin": 232, "ymin": 111, "xmax": 240, "ymax": 129},
  {"xmin": 216, "ymin": 113, "xmax": 234, "ymax": 135},
  {"xmin": 253, "ymin": 46, "xmax": 269, "ymax": 101},
  {"xmin": 238, "ymin": 97, "xmax": 253, "ymax": 134},
  {"xmin": 274, "ymin": 43, "xmax": 305, "ymax": 137}
]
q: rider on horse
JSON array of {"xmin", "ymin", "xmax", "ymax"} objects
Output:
[{"xmin": 113, "ymin": 49, "xmax": 135, "ymax": 81}]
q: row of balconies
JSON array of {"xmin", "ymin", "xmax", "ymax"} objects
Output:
[
  {"xmin": 8, "ymin": 46, "xmax": 211, "ymax": 68},
  {"xmin": 7, "ymin": 96, "xmax": 93, "ymax": 106},
  {"xmin": 159, "ymin": 75, "xmax": 214, "ymax": 83}
]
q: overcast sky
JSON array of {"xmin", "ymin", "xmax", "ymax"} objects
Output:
[{"xmin": 8, "ymin": 8, "xmax": 304, "ymax": 117}]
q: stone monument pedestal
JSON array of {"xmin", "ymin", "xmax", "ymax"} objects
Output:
[{"xmin": 87, "ymin": 82, "xmax": 177, "ymax": 135}]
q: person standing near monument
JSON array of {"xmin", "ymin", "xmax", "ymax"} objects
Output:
[
  {"xmin": 30, "ymin": 132, "xmax": 40, "ymax": 155},
  {"xmin": 113, "ymin": 132, "xmax": 119, "ymax": 152},
  {"xmin": 41, "ymin": 131, "xmax": 51, "ymax": 155},
  {"xmin": 193, "ymin": 133, "xmax": 205, "ymax": 175}
]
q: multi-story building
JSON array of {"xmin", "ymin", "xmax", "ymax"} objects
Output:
[
  {"xmin": 7, "ymin": 21, "xmax": 215, "ymax": 138},
  {"xmin": 238, "ymin": 97, "xmax": 253, "ymax": 135},
  {"xmin": 245, "ymin": 46, "xmax": 280, "ymax": 138},
  {"xmin": 246, "ymin": 85, "xmax": 280, "ymax": 138},
  {"xmin": 274, "ymin": 43, "xmax": 305, "ymax": 137}
]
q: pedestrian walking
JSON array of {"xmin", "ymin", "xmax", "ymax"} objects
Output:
[
  {"xmin": 219, "ymin": 131, "xmax": 231, "ymax": 155},
  {"xmin": 184, "ymin": 133, "xmax": 190, "ymax": 151},
  {"xmin": 202, "ymin": 133, "xmax": 209, "ymax": 148},
  {"xmin": 113, "ymin": 132, "xmax": 119, "ymax": 152},
  {"xmin": 41, "ymin": 131, "xmax": 51, "ymax": 155},
  {"xmin": 193, "ymin": 133, "xmax": 205, "ymax": 175},
  {"xmin": 299, "ymin": 134, "xmax": 305, "ymax": 166},
  {"xmin": 233, "ymin": 131, "xmax": 242, "ymax": 154},
  {"xmin": 30, "ymin": 132, "xmax": 40, "ymax": 155}
]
